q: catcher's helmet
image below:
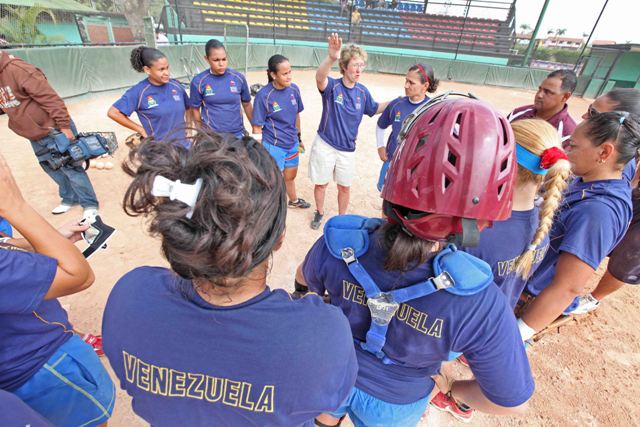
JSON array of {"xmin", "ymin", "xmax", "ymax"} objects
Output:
[{"xmin": 381, "ymin": 92, "xmax": 516, "ymax": 246}]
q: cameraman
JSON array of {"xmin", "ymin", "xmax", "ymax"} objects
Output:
[{"xmin": 0, "ymin": 51, "xmax": 98, "ymax": 219}]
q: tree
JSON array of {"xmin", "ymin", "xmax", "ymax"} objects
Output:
[
  {"xmin": 519, "ymin": 23, "xmax": 532, "ymax": 33},
  {"xmin": 112, "ymin": 0, "xmax": 150, "ymax": 41},
  {"xmin": 0, "ymin": 5, "xmax": 59, "ymax": 44}
]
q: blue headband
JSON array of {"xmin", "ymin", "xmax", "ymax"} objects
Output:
[{"xmin": 516, "ymin": 144, "xmax": 548, "ymax": 175}]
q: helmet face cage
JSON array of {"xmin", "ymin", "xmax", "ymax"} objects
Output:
[{"xmin": 382, "ymin": 94, "xmax": 516, "ymax": 244}]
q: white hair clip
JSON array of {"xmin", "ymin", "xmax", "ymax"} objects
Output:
[{"xmin": 151, "ymin": 175, "xmax": 203, "ymax": 219}]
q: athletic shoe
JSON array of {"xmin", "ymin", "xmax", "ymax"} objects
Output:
[
  {"xmin": 82, "ymin": 334, "xmax": 104, "ymax": 357},
  {"xmin": 457, "ymin": 355, "xmax": 469, "ymax": 368},
  {"xmin": 82, "ymin": 208, "xmax": 98, "ymax": 222},
  {"xmin": 51, "ymin": 203, "xmax": 76, "ymax": 215},
  {"xmin": 288, "ymin": 198, "xmax": 311, "ymax": 209},
  {"xmin": 310, "ymin": 210, "xmax": 324, "ymax": 230},
  {"xmin": 430, "ymin": 391, "xmax": 474, "ymax": 423},
  {"xmin": 566, "ymin": 293, "xmax": 600, "ymax": 315},
  {"xmin": 81, "ymin": 215, "xmax": 116, "ymax": 259}
]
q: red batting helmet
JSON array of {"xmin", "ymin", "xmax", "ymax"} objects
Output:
[{"xmin": 381, "ymin": 93, "xmax": 516, "ymax": 245}]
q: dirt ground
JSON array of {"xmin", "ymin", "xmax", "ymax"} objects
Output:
[{"xmin": 2, "ymin": 69, "xmax": 639, "ymax": 427}]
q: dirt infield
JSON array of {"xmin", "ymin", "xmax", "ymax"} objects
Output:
[{"xmin": 2, "ymin": 69, "xmax": 639, "ymax": 427}]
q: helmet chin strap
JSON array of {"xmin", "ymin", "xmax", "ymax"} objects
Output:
[{"xmin": 448, "ymin": 218, "xmax": 480, "ymax": 248}]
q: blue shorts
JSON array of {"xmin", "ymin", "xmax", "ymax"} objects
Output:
[
  {"xmin": 14, "ymin": 335, "xmax": 115, "ymax": 427},
  {"xmin": 377, "ymin": 161, "xmax": 390, "ymax": 192},
  {"xmin": 329, "ymin": 387, "xmax": 429, "ymax": 427},
  {"xmin": 263, "ymin": 141, "xmax": 300, "ymax": 171}
]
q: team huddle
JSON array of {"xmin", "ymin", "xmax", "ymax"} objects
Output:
[{"xmin": 1, "ymin": 31, "xmax": 639, "ymax": 427}]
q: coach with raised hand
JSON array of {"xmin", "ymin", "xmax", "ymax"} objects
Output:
[
  {"xmin": 508, "ymin": 69, "xmax": 577, "ymax": 145},
  {"xmin": 0, "ymin": 51, "xmax": 99, "ymax": 220},
  {"xmin": 308, "ymin": 33, "xmax": 389, "ymax": 230}
]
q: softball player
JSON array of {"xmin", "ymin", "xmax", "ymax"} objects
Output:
[
  {"xmin": 107, "ymin": 47, "xmax": 190, "ymax": 147},
  {"xmin": 376, "ymin": 63, "xmax": 437, "ymax": 191},
  {"xmin": 520, "ymin": 112, "xmax": 638, "ymax": 341},
  {"xmin": 0, "ymin": 154, "xmax": 114, "ymax": 427},
  {"xmin": 190, "ymin": 39, "xmax": 252, "ymax": 138},
  {"xmin": 102, "ymin": 132, "xmax": 357, "ymax": 426},
  {"xmin": 298, "ymin": 96, "xmax": 534, "ymax": 427},
  {"xmin": 252, "ymin": 54, "xmax": 310, "ymax": 209}
]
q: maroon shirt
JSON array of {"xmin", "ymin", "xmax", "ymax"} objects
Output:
[{"xmin": 508, "ymin": 104, "xmax": 576, "ymax": 147}]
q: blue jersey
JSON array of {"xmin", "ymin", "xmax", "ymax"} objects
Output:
[
  {"xmin": 113, "ymin": 78, "xmax": 189, "ymax": 144},
  {"xmin": 302, "ymin": 228, "xmax": 534, "ymax": 406},
  {"xmin": 190, "ymin": 68, "xmax": 251, "ymax": 135},
  {"xmin": 527, "ymin": 178, "xmax": 632, "ymax": 297},
  {"xmin": 317, "ymin": 77, "xmax": 378, "ymax": 152},
  {"xmin": 623, "ymin": 158, "xmax": 637, "ymax": 184},
  {"xmin": 463, "ymin": 209, "xmax": 549, "ymax": 309},
  {"xmin": 102, "ymin": 267, "xmax": 357, "ymax": 427},
  {"xmin": 0, "ymin": 389, "xmax": 53, "ymax": 426},
  {"xmin": 252, "ymin": 82, "xmax": 304, "ymax": 150},
  {"xmin": 377, "ymin": 96, "xmax": 429, "ymax": 158},
  {"xmin": 0, "ymin": 248, "xmax": 73, "ymax": 391}
]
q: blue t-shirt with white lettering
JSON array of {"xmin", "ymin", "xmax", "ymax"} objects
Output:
[
  {"xmin": 102, "ymin": 267, "xmax": 357, "ymax": 427},
  {"xmin": 0, "ymin": 389, "xmax": 53, "ymax": 426},
  {"xmin": 317, "ymin": 77, "xmax": 378, "ymax": 152},
  {"xmin": 0, "ymin": 248, "xmax": 73, "ymax": 391},
  {"xmin": 252, "ymin": 82, "xmax": 304, "ymax": 150},
  {"xmin": 113, "ymin": 78, "xmax": 189, "ymax": 144},
  {"xmin": 190, "ymin": 68, "xmax": 251, "ymax": 135},
  {"xmin": 377, "ymin": 96, "xmax": 429, "ymax": 158},
  {"xmin": 463, "ymin": 209, "xmax": 549, "ymax": 309},
  {"xmin": 527, "ymin": 178, "xmax": 632, "ymax": 301},
  {"xmin": 302, "ymin": 225, "xmax": 534, "ymax": 406}
]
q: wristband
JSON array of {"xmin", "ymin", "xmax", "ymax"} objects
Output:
[
  {"xmin": 294, "ymin": 280, "xmax": 308, "ymax": 293},
  {"xmin": 517, "ymin": 318, "xmax": 536, "ymax": 341},
  {"xmin": 252, "ymin": 133, "xmax": 262, "ymax": 143}
]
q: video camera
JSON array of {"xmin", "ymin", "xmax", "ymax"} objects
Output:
[{"xmin": 40, "ymin": 130, "xmax": 118, "ymax": 170}]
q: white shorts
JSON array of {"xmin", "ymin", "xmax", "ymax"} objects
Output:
[{"xmin": 308, "ymin": 134, "xmax": 356, "ymax": 187}]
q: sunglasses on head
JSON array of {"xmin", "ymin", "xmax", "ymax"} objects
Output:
[{"xmin": 587, "ymin": 104, "xmax": 600, "ymax": 118}]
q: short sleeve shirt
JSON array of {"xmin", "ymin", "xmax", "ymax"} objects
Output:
[
  {"xmin": 377, "ymin": 96, "xmax": 429, "ymax": 158},
  {"xmin": 190, "ymin": 68, "xmax": 251, "ymax": 135},
  {"xmin": 508, "ymin": 104, "xmax": 576, "ymax": 144},
  {"xmin": 113, "ymin": 78, "xmax": 189, "ymax": 144},
  {"xmin": 317, "ymin": 77, "xmax": 378, "ymax": 152},
  {"xmin": 252, "ymin": 82, "xmax": 304, "ymax": 150}
]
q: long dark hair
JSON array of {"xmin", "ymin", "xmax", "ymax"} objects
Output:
[
  {"xmin": 130, "ymin": 46, "xmax": 166, "ymax": 72},
  {"xmin": 122, "ymin": 131, "xmax": 287, "ymax": 288},
  {"xmin": 267, "ymin": 54, "xmax": 289, "ymax": 83}
]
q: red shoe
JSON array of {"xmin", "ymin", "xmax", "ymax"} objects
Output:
[
  {"xmin": 82, "ymin": 334, "xmax": 104, "ymax": 357},
  {"xmin": 430, "ymin": 391, "xmax": 474, "ymax": 423},
  {"xmin": 457, "ymin": 354, "xmax": 469, "ymax": 368}
]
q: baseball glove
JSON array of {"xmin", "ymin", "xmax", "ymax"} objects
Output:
[{"xmin": 125, "ymin": 132, "xmax": 144, "ymax": 150}]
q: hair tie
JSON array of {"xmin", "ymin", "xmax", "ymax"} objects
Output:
[
  {"xmin": 151, "ymin": 175, "xmax": 203, "ymax": 219},
  {"xmin": 527, "ymin": 244, "xmax": 537, "ymax": 251},
  {"xmin": 619, "ymin": 112, "xmax": 629, "ymax": 124},
  {"xmin": 539, "ymin": 147, "xmax": 568, "ymax": 169}
]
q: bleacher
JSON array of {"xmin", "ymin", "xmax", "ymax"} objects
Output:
[{"xmin": 172, "ymin": 0, "xmax": 516, "ymax": 57}]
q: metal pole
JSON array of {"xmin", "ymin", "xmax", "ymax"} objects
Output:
[
  {"xmin": 574, "ymin": 0, "xmax": 609, "ymax": 72},
  {"xmin": 454, "ymin": 0, "xmax": 470, "ymax": 60},
  {"xmin": 423, "ymin": 0, "xmax": 428, "ymax": 15},
  {"xmin": 521, "ymin": 0, "xmax": 551, "ymax": 67}
]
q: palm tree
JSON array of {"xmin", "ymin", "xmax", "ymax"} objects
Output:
[
  {"xmin": 0, "ymin": 5, "xmax": 56, "ymax": 44},
  {"xmin": 519, "ymin": 24, "xmax": 532, "ymax": 34}
]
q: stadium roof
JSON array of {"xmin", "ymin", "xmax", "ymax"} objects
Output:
[{"xmin": 0, "ymin": 0, "xmax": 96, "ymax": 13}]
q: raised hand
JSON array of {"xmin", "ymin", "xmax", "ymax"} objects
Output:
[{"xmin": 327, "ymin": 33, "xmax": 342, "ymax": 61}]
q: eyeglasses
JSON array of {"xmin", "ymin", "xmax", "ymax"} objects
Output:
[
  {"xmin": 587, "ymin": 104, "xmax": 600, "ymax": 118},
  {"xmin": 349, "ymin": 62, "xmax": 366, "ymax": 70}
]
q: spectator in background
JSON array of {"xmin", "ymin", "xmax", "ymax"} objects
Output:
[
  {"xmin": 390, "ymin": 0, "xmax": 399, "ymax": 10},
  {"xmin": 155, "ymin": 28, "xmax": 169, "ymax": 46},
  {"xmin": 508, "ymin": 69, "xmax": 577, "ymax": 146},
  {"xmin": 340, "ymin": 0, "xmax": 348, "ymax": 17}
]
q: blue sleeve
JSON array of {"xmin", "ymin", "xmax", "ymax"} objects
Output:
[
  {"xmin": 364, "ymin": 86, "xmax": 379, "ymax": 117},
  {"xmin": 377, "ymin": 99, "xmax": 397, "ymax": 129},
  {"xmin": 623, "ymin": 158, "xmax": 637, "ymax": 183},
  {"xmin": 240, "ymin": 75, "xmax": 251, "ymax": 103},
  {"xmin": 560, "ymin": 202, "xmax": 620, "ymax": 269},
  {"xmin": 294, "ymin": 85, "xmax": 304, "ymax": 113},
  {"xmin": 0, "ymin": 250, "xmax": 57, "ymax": 314},
  {"xmin": 189, "ymin": 77, "xmax": 203, "ymax": 109},
  {"xmin": 302, "ymin": 238, "xmax": 328, "ymax": 295},
  {"xmin": 251, "ymin": 91, "xmax": 267, "ymax": 127},
  {"xmin": 181, "ymin": 84, "xmax": 190, "ymax": 110},
  {"xmin": 112, "ymin": 85, "xmax": 139, "ymax": 117},
  {"xmin": 320, "ymin": 77, "xmax": 338, "ymax": 97},
  {"xmin": 460, "ymin": 291, "xmax": 535, "ymax": 407}
]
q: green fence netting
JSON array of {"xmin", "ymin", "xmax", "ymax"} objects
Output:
[{"xmin": 6, "ymin": 44, "xmax": 560, "ymax": 99}]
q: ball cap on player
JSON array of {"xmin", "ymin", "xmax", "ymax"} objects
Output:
[{"xmin": 382, "ymin": 93, "xmax": 516, "ymax": 246}]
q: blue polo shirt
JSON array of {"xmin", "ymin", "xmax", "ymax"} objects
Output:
[
  {"xmin": 463, "ymin": 209, "xmax": 549, "ymax": 309},
  {"xmin": 113, "ymin": 78, "xmax": 189, "ymax": 144},
  {"xmin": 190, "ymin": 68, "xmax": 251, "ymax": 135},
  {"xmin": 302, "ymin": 225, "xmax": 534, "ymax": 407},
  {"xmin": 317, "ymin": 77, "xmax": 378, "ymax": 152},
  {"xmin": 103, "ymin": 266, "xmax": 357, "ymax": 426},
  {"xmin": 527, "ymin": 178, "xmax": 632, "ymax": 303},
  {"xmin": 0, "ymin": 248, "xmax": 73, "ymax": 392},
  {"xmin": 377, "ymin": 96, "xmax": 429, "ymax": 158},
  {"xmin": 252, "ymin": 82, "xmax": 304, "ymax": 150}
]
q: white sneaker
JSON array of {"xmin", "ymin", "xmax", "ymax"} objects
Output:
[
  {"xmin": 51, "ymin": 203, "xmax": 76, "ymax": 215},
  {"xmin": 82, "ymin": 208, "xmax": 99, "ymax": 223},
  {"xmin": 568, "ymin": 294, "xmax": 600, "ymax": 315}
]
